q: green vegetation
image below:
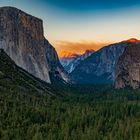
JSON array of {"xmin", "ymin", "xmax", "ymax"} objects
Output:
[
  {"xmin": 0, "ymin": 50, "xmax": 140, "ymax": 140},
  {"xmin": 0, "ymin": 84, "xmax": 140, "ymax": 140}
]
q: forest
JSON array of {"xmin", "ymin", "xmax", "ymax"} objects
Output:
[{"xmin": 0, "ymin": 83, "xmax": 140, "ymax": 140}]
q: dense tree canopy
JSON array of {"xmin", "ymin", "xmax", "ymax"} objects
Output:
[{"xmin": 0, "ymin": 84, "xmax": 140, "ymax": 140}]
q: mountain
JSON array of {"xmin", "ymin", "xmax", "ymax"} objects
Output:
[
  {"xmin": 115, "ymin": 43, "xmax": 140, "ymax": 89},
  {"xmin": 0, "ymin": 6, "xmax": 69, "ymax": 84},
  {"xmin": 60, "ymin": 49, "xmax": 94, "ymax": 73},
  {"xmin": 0, "ymin": 49, "xmax": 60, "ymax": 96},
  {"xmin": 70, "ymin": 41, "xmax": 135, "ymax": 84},
  {"xmin": 60, "ymin": 52, "xmax": 80, "ymax": 72}
]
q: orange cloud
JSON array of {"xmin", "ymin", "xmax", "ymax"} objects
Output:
[{"xmin": 53, "ymin": 40, "xmax": 111, "ymax": 57}]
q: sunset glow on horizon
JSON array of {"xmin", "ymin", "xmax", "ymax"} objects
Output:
[
  {"xmin": 53, "ymin": 40, "xmax": 110, "ymax": 57},
  {"xmin": 0, "ymin": 0, "xmax": 140, "ymax": 56}
]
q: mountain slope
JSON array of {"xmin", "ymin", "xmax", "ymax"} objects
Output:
[
  {"xmin": 0, "ymin": 49, "xmax": 60, "ymax": 97},
  {"xmin": 0, "ymin": 6, "xmax": 69, "ymax": 84},
  {"xmin": 70, "ymin": 41, "xmax": 134, "ymax": 84}
]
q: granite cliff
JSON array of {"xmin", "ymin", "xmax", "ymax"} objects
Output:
[
  {"xmin": 115, "ymin": 43, "xmax": 140, "ymax": 89},
  {"xmin": 0, "ymin": 7, "xmax": 69, "ymax": 83}
]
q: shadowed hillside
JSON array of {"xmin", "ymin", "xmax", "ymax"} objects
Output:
[{"xmin": 0, "ymin": 49, "xmax": 60, "ymax": 97}]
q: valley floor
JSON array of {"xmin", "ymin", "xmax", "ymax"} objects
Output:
[{"xmin": 0, "ymin": 85, "xmax": 140, "ymax": 140}]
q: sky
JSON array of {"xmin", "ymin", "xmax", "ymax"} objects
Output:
[{"xmin": 0, "ymin": 0, "xmax": 140, "ymax": 56}]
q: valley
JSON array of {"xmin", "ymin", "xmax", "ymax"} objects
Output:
[
  {"xmin": 0, "ymin": 5, "xmax": 140, "ymax": 140},
  {"xmin": 0, "ymin": 49, "xmax": 140, "ymax": 139}
]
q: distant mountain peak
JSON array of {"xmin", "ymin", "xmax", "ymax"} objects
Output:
[
  {"xmin": 59, "ymin": 49, "xmax": 95, "ymax": 59},
  {"xmin": 59, "ymin": 51, "xmax": 80, "ymax": 59},
  {"xmin": 124, "ymin": 38, "xmax": 140, "ymax": 43}
]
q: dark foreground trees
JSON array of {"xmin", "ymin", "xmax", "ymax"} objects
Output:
[{"xmin": 0, "ymin": 86, "xmax": 140, "ymax": 140}]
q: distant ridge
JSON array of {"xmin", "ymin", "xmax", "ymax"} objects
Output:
[
  {"xmin": 70, "ymin": 40, "xmax": 139, "ymax": 84},
  {"xmin": 59, "ymin": 51, "xmax": 80, "ymax": 59}
]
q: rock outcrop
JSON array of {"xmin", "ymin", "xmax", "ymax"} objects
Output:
[
  {"xmin": 114, "ymin": 43, "xmax": 140, "ymax": 89},
  {"xmin": 0, "ymin": 6, "xmax": 69, "ymax": 83}
]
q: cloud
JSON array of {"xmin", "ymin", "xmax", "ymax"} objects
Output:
[{"xmin": 54, "ymin": 40, "xmax": 110, "ymax": 56}]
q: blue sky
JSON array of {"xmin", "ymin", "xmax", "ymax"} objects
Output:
[
  {"xmin": 46, "ymin": 0, "xmax": 140, "ymax": 11},
  {"xmin": 0, "ymin": 0, "xmax": 140, "ymax": 54}
]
